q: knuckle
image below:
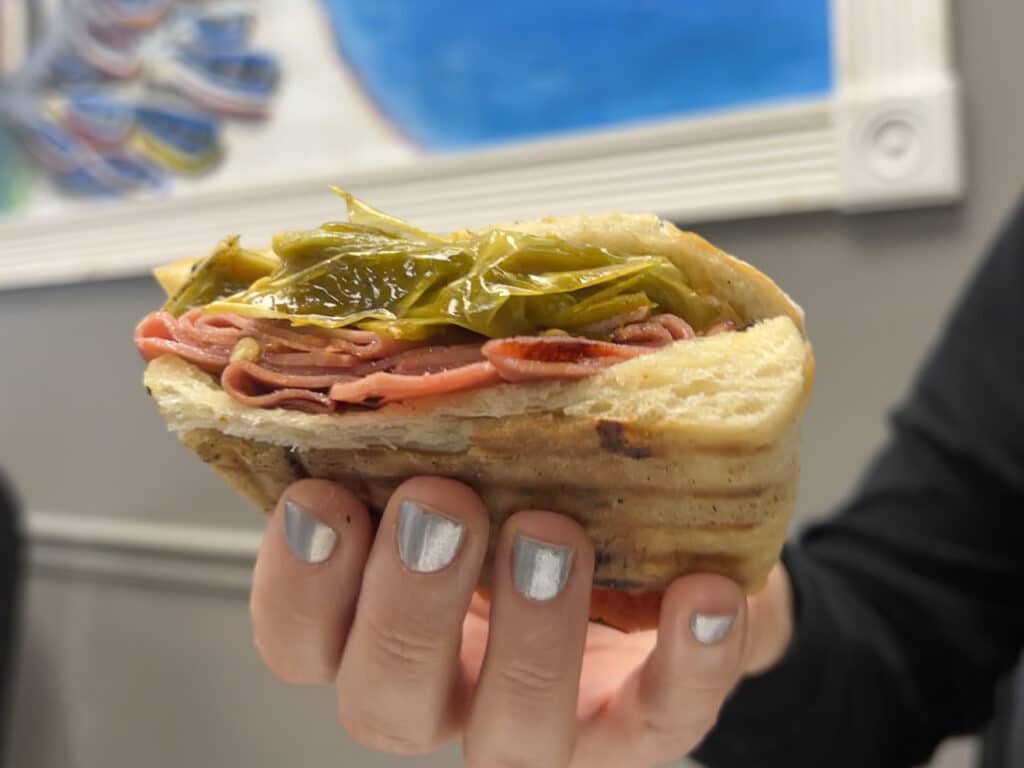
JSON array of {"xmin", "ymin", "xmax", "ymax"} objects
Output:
[
  {"xmin": 676, "ymin": 694, "xmax": 724, "ymax": 735},
  {"xmin": 691, "ymin": 705, "xmax": 721, "ymax": 734},
  {"xmin": 251, "ymin": 597, "xmax": 330, "ymax": 662},
  {"xmin": 364, "ymin": 613, "xmax": 447, "ymax": 673},
  {"xmin": 495, "ymin": 658, "xmax": 565, "ymax": 701},
  {"xmin": 253, "ymin": 632, "xmax": 334, "ymax": 685},
  {"xmin": 466, "ymin": 755, "xmax": 537, "ymax": 768},
  {"xmin": 638, "ymin": 711, "xmax": 681, "ymax": 744},
  {"xmin": 267, "ymin": 660, "xmax": 332, "ymax": 686},
  {"xmin": 252, "ymin": 590, "xmax": 318, "ymax": 629},
  {"xmin": 466, "ymin": 744, "xmax": 569, "ymax": 768},
  {"xmin": 638, "ymin": 706, "xmax": 719, "ymax": 753},
  {"xmin": 338, "ymin": 704, "xmax": 435, "ymax": 756}
]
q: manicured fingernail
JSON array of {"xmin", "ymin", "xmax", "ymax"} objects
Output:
[
  {"xmin": 283, "ymin": 500, "xmax": 337, "ymax": 564},
  {"xmin": 512, "ymin": 536, "xmax": 573, "ymax": 602},
  {"xmin": 396, "ymin": 500, "xmax": 464, "ymax": 573},
  {"xmin": 690, "ymin": 612, "xmax": 736, "ymax": 645}
]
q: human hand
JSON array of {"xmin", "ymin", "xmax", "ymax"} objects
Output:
[{"xmin": 250, "ymin": 477, "xmax": 794, "ymax": 767}]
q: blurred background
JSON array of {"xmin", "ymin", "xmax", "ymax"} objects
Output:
[{"xmin": 0, "ymin": 1, "xmax": 1020, "ymax": 766}]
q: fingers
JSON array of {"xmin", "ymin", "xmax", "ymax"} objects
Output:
[
  {"xmin": 744, "ymin": 563, "xmax": 794, "ymax": 674},
  {"xmin": 464, "ymin": 511, "xmax": 594, "ymax": 768},
  {"xmin": 336, "ymin": 477, "xmax": 489, "ymax": 755},
  {"xmin": 253, "ymin": 474, "xmax": 778, "ymax": 768},
  {"xmin": 572, "ymin": 574, "xmax": 747, "ymax": 767},
  {"xmin": 250, "ymin": 479, "xmax": 373, "ymax": 685}
]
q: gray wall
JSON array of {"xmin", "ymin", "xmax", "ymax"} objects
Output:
[{"xmin": 4, "ymin": 2, "xmax": 1023, "ymax": 766}]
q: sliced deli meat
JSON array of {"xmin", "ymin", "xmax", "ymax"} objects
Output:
[
  {"xmin": 611, "ymin": 314, "xmax": 695, "ymax": 346},
  {"xmin": 134, "ymin": 310, "xmax": 731, "ymax": 411},
  {"xmin": 221, "ymin": 363, "xmax": 337, "ymax": 414},
  {"xmin": 328, "ymin": 363, "xmax": 504, "ymax": 406},
  {"xmin": 481, "ymin": 336, "xmax": 652, "ymax": 382},
  {"xmin": 705, "ymin": 320, "xmax": 738, "ymax": 336},
  {"xmin": 134, "ymin": 311, "xmax": 234, "ymax": 373},
  {"xmin": 383, "ymin": 344, "xmax": 486, "ymax": 376},
  {"xmin": 222, "ymin": 359, "xmax": 355, "ymax": 391}
]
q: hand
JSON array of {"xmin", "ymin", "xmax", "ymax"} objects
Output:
[{"xmin": 250, "ymin": 477, "xmax": 794, "ymax": 767}]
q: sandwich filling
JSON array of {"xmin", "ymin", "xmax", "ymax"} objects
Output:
[{"xmin": 135, "ymin": 190, "xmax": 741, "ymax": 413}]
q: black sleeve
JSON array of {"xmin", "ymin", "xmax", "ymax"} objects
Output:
[
  {"xmin": 693, "ymin": 194, "xmax": 1024, "ymax": 768},
  {"xmin": 0, "ymin": 470, "xmax": 23, "ymax": 758}
]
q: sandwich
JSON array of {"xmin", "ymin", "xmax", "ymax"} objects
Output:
[{"xmin": 134, "ymin": 190, "xmax": 814, "ymax": 631}]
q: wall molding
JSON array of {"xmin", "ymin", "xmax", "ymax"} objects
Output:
[
  {"xmin": 832, "ymin": 0, "xmax": 962, "ymax": 211},
  {"xmin": 0, "ymin": 0, "xmax": 958, "ymax": 292},
  {"xmin": 26, "ymin": 511, "xmax": 260, "ymax": 594},
  {"xmin": 0, "ymin": 101, "xmax": 838, "ymax": 291}
]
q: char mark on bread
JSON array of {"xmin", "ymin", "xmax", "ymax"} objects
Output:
[
  {"xmin": 596, "ymin": 420, "xmax": 653, "ymax": 459},
  {"xmin": 284, "ymin": 446, "xmax": 311, "ymax": 479}
]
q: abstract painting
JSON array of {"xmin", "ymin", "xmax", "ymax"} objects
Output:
[
  {"xmin": 322, "ymin": 0, "xmax": 831, "ymax": 149},
  {"xmin": 0, "ymin": 0, "xmax": 832, "ymax": 214}
]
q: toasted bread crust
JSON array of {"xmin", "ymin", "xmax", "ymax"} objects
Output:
[{"xmin": 172, "ymin": 414, "xmax": 797, "ymax": 630}]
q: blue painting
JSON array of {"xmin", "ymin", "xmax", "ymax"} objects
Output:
[{"xmin": 323, "ymin": 0, "xmax": 832, "ymax": 150}]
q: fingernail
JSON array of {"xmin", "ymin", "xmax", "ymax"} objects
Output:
[
  {"xmin": 396, "ymin": 500, "xmax": 465, "ymax": 573},
  {"xmin": 690, "ymin": 612, "xmax": 736, "ymax": 645},
  {"xmin": 283, "ymin": 500, "xmax": 337, "ymax": 564},
  {"xmin": 512, "ymin": 536, "xmax": 573, "ymax": 602}
]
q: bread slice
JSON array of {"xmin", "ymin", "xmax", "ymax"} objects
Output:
[{"xmin": 141, "ymin": 212, "xmax": 814, "ymax": 629}]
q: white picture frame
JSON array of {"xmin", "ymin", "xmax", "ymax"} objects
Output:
[{"xmin": 0, "ymin": 0, "xmax": 960, "ymax": 291}]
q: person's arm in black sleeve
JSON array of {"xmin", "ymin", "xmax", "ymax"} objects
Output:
[
  {"xmin": 693, "ymin": 193, "xmax": 1024, "ymax": 768},
  {"xmin": 0, "ymin": 470, "xmax": 23, "ymax": 757}
]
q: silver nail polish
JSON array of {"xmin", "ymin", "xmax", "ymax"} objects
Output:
[
  {"xmin": 396, "ymin": 500, "xmax": 464, "ymax": 573},
  {"xmin": 690, "ymin": 612, "xmax": 736, "ymax": 645},
  {"xmin": 283, "ymin": 500, "xmax": 337, "ymax": 564},
  {"xmin": 512, "ymin": 536, "xmax": 573, "ymax": 602}
]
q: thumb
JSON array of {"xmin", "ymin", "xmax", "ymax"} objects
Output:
[
  {"xmin": 572, "ymin": 574, "xmax": 747, "ymax": 767},
  {"xmin": 744, "ymin": 563, "xmax": 795, "ymax": 675}
]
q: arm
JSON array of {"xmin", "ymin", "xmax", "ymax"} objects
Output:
[
  {"xmin": 0, "ymin": 470, "xmax": 23, "ymax": 757},
  {"xmin": 695, "ymin": 194, "xmax": 1024, "ymax": 767}
]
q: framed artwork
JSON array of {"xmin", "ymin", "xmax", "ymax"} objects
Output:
[{"xmin": 0, "ymin": 0, "xmax": 960, "ymax": 291}]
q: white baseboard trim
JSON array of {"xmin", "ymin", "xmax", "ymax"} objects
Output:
[{"xmin": 25, "ymin": 511, "xmax": 260, "ymax": 593}]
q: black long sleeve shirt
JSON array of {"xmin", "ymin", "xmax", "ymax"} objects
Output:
[{"xmin": 694, "ymin": 194, "xmax": 1024, "ymax": 768}]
